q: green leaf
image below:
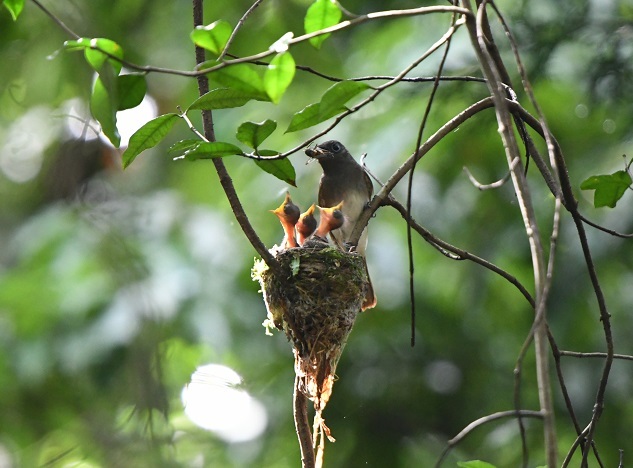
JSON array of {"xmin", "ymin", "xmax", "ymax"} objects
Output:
[
  {"xmin": 188, "ymin": 88, "xmax": 263, "ymax": 111},
  {"xmin": 90, "ymin": 77, "xmax": 120, "ymax": 147},
  {"xmin": 117, "ymin": 74, "xmax": 147, "ymax": 111},
  {"xmin": 319, "ymin": 80, "xmax": 369, "ymax": 118},
  {"xmin": 122, "ymin": 113, "xmax": 179, "ymax": 168},
  {"xmin": 304, "ymin": 0, "xmax": 342, "ymax": 49},
  {"xmin": 236, "ymin": 120, "xmax": 277, "ymax": 149},
  {"xmin": 264, "ymin": 52, "xmax": 296, "ymax": 104},
  {"xmin": 168, "ymin": 139, "xmax": 203, "ymax": 156},
  {"xmin": 84, "ymin": 38, "xmax": 123, "ymax": 75},
  {"xmin": 64, "ymin": 38, "xmax": 92, "ymax": 52},
  {"xmin": 190, "ymin": 20, "xmax": 232, "ymax": 56},
  {"xmin": 204, "ymin": 63, "xmax": 268, "ymax": 99},
  {"xmin": 580, "ymin": 170, "xmax": 632, "ymax": 208},
  {"xmin": 3, "ymin": 0, "xmax": 24, "ymax": 21},
  {"xmin": 184, "ymin": 142, "xmax": 244, "ymax": 160},
  {"xmin": 254, "ymin": 156, "xmax": 297, "ymax": 186},
  {"xmin": 286, "ymin": 102, "xmax": 346, "ymax": 133},
  {"xmin": 457, "ymin": 461, "xmax": 497, "ymax": 468}
]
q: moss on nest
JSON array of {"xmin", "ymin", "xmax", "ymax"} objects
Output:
[{"xmin": 252, "ymin": 245, "xmax": 368, "ymax": 411}]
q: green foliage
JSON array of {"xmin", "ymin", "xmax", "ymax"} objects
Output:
[
  {"xmin": 90, "ymin": 76, "xmax": 121, "ymax": 147},
  {"xmin": 255, "ymin": 156, "xmax": 297, "ymax": 187},
  {"xmin": 304, "ymin": 0, "xmax": 342, "ymax": 49},
  {"xmin": 458, "ymin": 461, "xmax": 497, "ymax": 468},
  {"xmin": 188, "ymin": 87, "xmax": 267, "ymax": 111},
  {"xmin": 580, "ymin": 169, "xmax": 632, "ymax": 208},
  {"xmin": 3, "ymin": 1, "xmax": 633, "ymax": 467},
  {"xmin": 63, "ymin": 38, "xmax": 148, "ymax": 147},
  {"xmin": 122, "ymin": 113, "xmax": 179, "ymax": 167},
  {"xmin": 264, "ymin": 52, "xmax": 296, "ymax": 104},
  {"xmin": 190, "ymin": 20, "xmax": 233, "ymax": 56},
  {"xmin": 287, "ymin": 80, "xmax": 369, "ymax": 132},
  {"xmin": 206, "ymin": 63, "xmax": 269, "ymax": 99},
  {"xmin": 237, "ymin": 120, "xmax": 277, "ymax": 149},
  {"xmin": 3, "ymin": 0, "xmax": 24, "ymax": 20},
  {"xmin": 181, "ymin": 141, "xmax": 244, "ymax": 160},
  {"xmin": 117, "ymin": 73, "xmax": 147, "ymax": 110}
]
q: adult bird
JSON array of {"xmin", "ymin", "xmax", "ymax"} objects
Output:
[
  {"xmin": 306, "ymin": 140, "xmax": 377, "ymax": 310},
  {"xmin": 271, "ymin": 192, "xmax": 301, "ymax": 249}
]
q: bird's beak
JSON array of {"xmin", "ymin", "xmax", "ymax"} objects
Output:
[
  {"xmin": 302, "ymin": 204, "xmax": 316, "ymax": 217},
  {"xmin": 305, "ymin": 146, "xmax": 328, "ymax": 160}
]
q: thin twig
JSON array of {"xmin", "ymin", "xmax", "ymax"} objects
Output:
[
  {"xmin": 406, "ymin": 11, "xmax": 457, "ymax": 347},
  {"xmin": 33, "ymin": 0, "xmax": 469, "ymax": 79},
  {"xmin": 280, "ymin": 15, "xmax": 467, "ymax": 160},
  {"xmin": 31, "ymin": 0, "xmax": 80, "ymax": 39},
  {"xmin": 463, "ymin": 156, "xmax": 518, "ymax": 190},
  {"xmin": 218, "ymin": 0, "xmax": 265, "ymax": 61},
  {"xmin": 384, "ymin": 197, "xmax": 535, "ymax": 307},
  {"xmin": 467, "ymin": 2, "xmax": 556, "ymax": 465},
  {"xmin": 435, "ymin": 409, "xmax": 543, "ymax": 467},
  {"xmin": 350, "ymin": 96, "xmax": 495, "ymax": 248}
]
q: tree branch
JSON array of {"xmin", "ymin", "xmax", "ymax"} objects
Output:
[
  {"xmin": 435, "ymin": 409, "xmax": 543, "ymax": 467},
  {"xmin": 293, "ymin": 376, "xmax": 315, "ymax": 468},
  {"xmin": 192, "ymin": 0, "xmax": 280, "ymax": 276}
]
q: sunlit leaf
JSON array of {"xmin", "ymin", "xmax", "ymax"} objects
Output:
[
  {"xmin": 304, "ymin": 0, "xmax": 341, "ymax": 49},
  {"xmin": 184, "ymin": 141, "xmax": 244, "ymax": 160},
  {"xmin": 63, "ymin": 37, "xmax": 92, "ymax": 52},
  {"xmin": 319, "ymin": 80, "xmax": 369, "ymax": 118},
  {"xmin": 580, "ymin": 170, "xmax": 632, "ymax": 208},
  {"xmin": 286, "ymin": 102, "xmax": 345, "ymax": 133},
  {"xmin": 202, "ymin": 63, "xmax": 268, "ymax": 99},
  {"xmin": 264, "ymin": 52, "xmax": 296, "ymax": 104},
  {"xmin": 457, "ymin": 461, "xmax": 497, "ymax": 468},
  {"xmin": 122, "ymin": 113, "xmax": 179, "ymax": 168},
  {"xmin": 190, "ymin": 20, "xmax": 232, "ymax": 56},
  {"xmin": 117, "ymin": 74, "xmax": 147, "ymax": 111},
  {"xmin": 168, "ymin": 139, "xmax": 203, "ymax": 156},
  {"xmin": 254, "ymin": 154, "xmax": 296, "ymax": 186},
  {"xmin": 84, "ymin": 38, "xmax": 123, "ymax": 75},
  {"xmin": 3, "ymin": 0, "xmax": 24, "ymax": 21},
  {"xmin": 236, "ymin": 120, "xmax": 277, "ymax": 149},
  {"xmin": 90, "ymin": 77, "xmax": 120, "ymax": 147},
  {"xmin": 188, "ymin": 88, "xmax": 263, "ymax": 111}
]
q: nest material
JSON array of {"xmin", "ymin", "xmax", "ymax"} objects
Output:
[{"xmin": 253, "ymin": 244, "xmax": 368, "ymax": 412}]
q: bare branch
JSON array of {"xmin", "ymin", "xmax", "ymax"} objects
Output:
[
  {"xmin": 294, "ymin": 377, "xmax": 315, "ymax": 468},
  {"xmin": 349, "ymin": 96, "xmax": 495, "ymax": 246},
  {"xmin": 435, "ymin": 409, "xmax": 543, "ymax": 467},
  {"xmin": 192, "ymin": 0, "xmax": 281, "ymax": 277},
  {"xmin": 463, "ymin": 157, "xmax": 518, "ymax": 190}
]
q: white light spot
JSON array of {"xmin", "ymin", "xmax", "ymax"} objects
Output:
[
  {"xmin": 0, "ymin": 106, "xmax": 60, "ymax": 183},
  {"xmin": 182, "ymin": 364, "xmax": 267, "ymax": 443},
  {"xmin": 574, "ymin": 104, "xmax": 588, "ymax": 118},
  {"xmin": 424, "ymin": 360, "xmax": 462, "ymax": 394},
  {"xmin": 603, "ymin": 119, "xmax": 616, "ymax": 134}
]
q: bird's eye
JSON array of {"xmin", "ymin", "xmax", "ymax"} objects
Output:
[{"xmin": 331, "ymin": 142, "xmax": 341, "ymax": 152}]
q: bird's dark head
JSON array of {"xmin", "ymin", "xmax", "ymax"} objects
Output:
[{"xmin": 305, "ymin": 140, "xmax": 353, "ymax": 169}]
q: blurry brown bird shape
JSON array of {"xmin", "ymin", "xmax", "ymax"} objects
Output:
[{"xmin": 271, "ymin": 193, "xmax": 346, "ymax": 250}]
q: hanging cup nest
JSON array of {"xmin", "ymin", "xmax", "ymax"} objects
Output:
[{"xmin": 252, "ymin": 243, "xmax": 368, "ymax": 413}]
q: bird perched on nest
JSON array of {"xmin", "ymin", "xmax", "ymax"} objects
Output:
[
  {"xmin": 271, "ymin": 192, "xmax": 301, "ymax": 249},
  {"xmin": 305, "ymin": 140, "xmax": 377, "ymax": 310},
  {"xmin": 296, "ymin": 204, "xmax": 317, "ymax": 245}
]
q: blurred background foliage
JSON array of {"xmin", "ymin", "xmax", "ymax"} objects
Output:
[{"xmin": 1, "ymin": 0, "xmax": 632, "ymax": 466}]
